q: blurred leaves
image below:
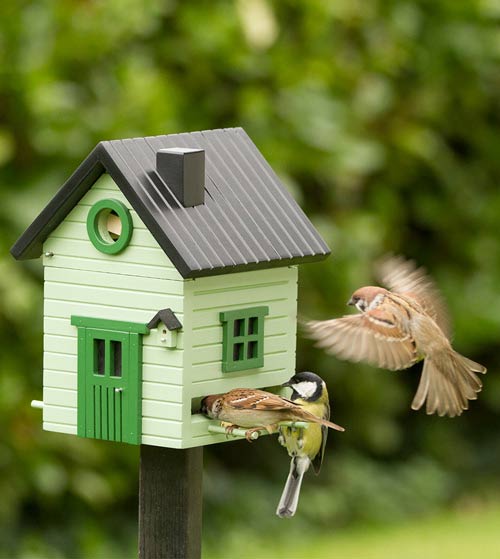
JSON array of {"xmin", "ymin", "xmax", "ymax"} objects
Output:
[{"xmin": 1, "ymin": 0, "xmax": 499, "ymax": 556}]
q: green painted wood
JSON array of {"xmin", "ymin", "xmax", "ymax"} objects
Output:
[
  {"xmin": 86, "ymin": 198, "xmax": 133, "ymax": 254},
  {"xmin": 73, "ymin": 319, "xmax": 146, "ymax": 445},
  {"xmin": 220, "ymin": 306, "xmax": 269, "ymax": 372},
  {"xmin": 71, "ymin": 316, "xmax": 150, "ymax": 334},
  {"xmin": 77, "ymin": 327, "xmax": 86, "ymax": 437}
]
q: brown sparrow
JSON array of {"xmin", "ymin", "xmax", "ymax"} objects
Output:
[
  {"xmin": 201, "ymin": 387, "xmax": 345, "ymax": 441},
  {"xmin": 305, "ymin": 255, "xmax": 487, "ymax": 417}
]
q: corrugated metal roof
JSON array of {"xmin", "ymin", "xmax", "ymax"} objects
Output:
[{"xmin": 11, "ymin": 127, "xmax": 330, "ymax": 277}]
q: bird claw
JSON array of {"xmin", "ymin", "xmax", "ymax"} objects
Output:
[{"xmin": 223, "ymin": 423, "xmax": 238, "ymax": 438}]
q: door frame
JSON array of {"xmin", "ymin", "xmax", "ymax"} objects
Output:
[{"xmin": 71, "ymin": 316, "xmax": 149, "ymax": 445}]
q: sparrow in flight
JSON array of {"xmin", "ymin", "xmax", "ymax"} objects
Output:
[{"xmin": 305, "ymin": 256, "xmax": 486, "ymax": 417}]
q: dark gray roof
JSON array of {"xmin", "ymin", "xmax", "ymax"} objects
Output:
[
  {"xmin": 147, "ymin": 309, "xmax": 183, "ymax": 331},
  {"xmin": 11, "ymin": 127, "xmax": 330, "ymax": 278}
]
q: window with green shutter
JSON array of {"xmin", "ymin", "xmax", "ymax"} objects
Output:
[{"xmin": 219, "ymin": 306, "xmax": 269, "ymax": 372}]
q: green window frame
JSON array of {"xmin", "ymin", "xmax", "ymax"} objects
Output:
[
  {"xmin": 86, "ymin": 198, "xmax": 133, "ymax": 255},
  {"xmin": 219, "ymin": 306, "xmax": 269, "ymax": 373},
  {"xmin": 71, "ymin": 316, "xmax": 149, "ymax": 445}
]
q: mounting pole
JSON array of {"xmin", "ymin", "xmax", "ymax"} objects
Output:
[{"xmin": 139, "ymin": 445, "xmax": 203, "ymax": 559}]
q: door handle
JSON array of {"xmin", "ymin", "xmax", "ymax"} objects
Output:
[{"xmin": 114, "ymin": 388, "xmax": 123, "ymax": 393}]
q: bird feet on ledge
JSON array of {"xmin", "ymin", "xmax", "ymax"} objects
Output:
[{"xmin": 243, "ymin": 424, "xmax": 278, "ymax": 442}]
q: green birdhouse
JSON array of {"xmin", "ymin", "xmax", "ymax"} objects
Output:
[{"xmin": 11, "ymin": 128, "xmax": 330, "ymax": 449}]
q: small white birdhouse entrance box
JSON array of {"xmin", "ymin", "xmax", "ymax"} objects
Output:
[
  {"xmin": 11, "ymin": 127, "xmax": 331, "ymax": 449},
  {"xmin": 147, "ymin": 309, "xmax": 182, "ymax": 349}
]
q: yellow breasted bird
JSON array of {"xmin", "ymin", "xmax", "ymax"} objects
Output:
[{"xmin": 277, "ymin": 371, "xmax": 339, "ymax": 518}]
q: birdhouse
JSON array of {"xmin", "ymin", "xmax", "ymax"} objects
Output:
[{"xmin": 11, "ymin": 128, "xmax": 330, "ymax": 449}]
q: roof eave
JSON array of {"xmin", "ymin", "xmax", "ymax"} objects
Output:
[{"xmin": 181, "ymin": 251, "xmax": 331, "ymax": 279}]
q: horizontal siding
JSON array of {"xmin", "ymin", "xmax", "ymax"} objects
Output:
[
  {"xmin": 44, "ymin": 370, "xmax": 77, "ymax": 390},
  {"xmin": 51, "ymin": 220, "xmax": 158, "ymax": 248},
  {"xmin": 191, "ymin": 316, "xmax": 290, "ymax": 347},
  {"xmin": 189, "ymin": 266, "xmax": 293, "ymax": 290},
  {"xmin": 43, "ymin": 404, "xmax": 76, "ymax": 425},
  {"xmin": 44, "ymin": 237, "xmax": 175, "ymax": 271},
  {"xmin": 44, "ymin": 387, "xmax": 77, "ymax": 407},
  {"xmin": 44, "ymin": 281, "xmax": 182, "ymax": 313},
  {"xmin": 43, "ymin": 254, "xmax": 182, "ymax": 282},
  {"xmin": 143, "ymin": 400, "xmax": 183, "ymax": 421},
  {"xmin": 190, "ymin": 299, "xmax": 293, "ymax": 329},
  {"xmin": 43, "ymin": 422, "xmax": 77, "ymax": 436},
  {"xmin": 142, "ymin": 417, "xmax": 182, "ymax": 439},
  {"xmin": 45, "ymin": 267, "xmax": 184, "ymax": 296},
  {"xmin": 142, "ymin": 346, "xmax": 183, "ymax": 368},
  {"xmin": 44, "ymin": 299, "xmax": 176, "ymax": 324},
  {"xmin": 183, "ymin": 267, "xmax": 298, "ymax": 412},
  {"xmin": 189, "ymin": 369, "xmax": 291, "ymax": 399},
  {"xmin": 141, "ymin": 435, "xmax": 182, "ymax": 449},
  {"xmin": 191, "ymin": 333, "xmax": 287, "ymax": 366},
  {"xmin": 143, "ymin": 381, "xmax": 183, "ymax": 401},
  {"xmin": 142, "ymin": 365, "xmax": 184, "ymax": 385},
  {"xmin": 44, "ymin": 352, "xmax": 77, "ymax": 372}
]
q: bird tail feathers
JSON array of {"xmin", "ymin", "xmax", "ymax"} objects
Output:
[
  {"xmin": 412, "ymin": 349, "xmax": 486, "ymax": 417},
  {"xmin": 276, "ymin": 457, "xmax": 309, "ymax": 518}
]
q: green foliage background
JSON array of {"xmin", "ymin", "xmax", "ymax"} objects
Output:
[{"xmin": 1, "ymin": 1, "xmax": 499, "ymax": 557}]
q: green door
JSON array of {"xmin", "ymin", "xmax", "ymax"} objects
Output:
[{"xmin": 72, "ymin": 316, "xmax": 149, "ymax": 445}]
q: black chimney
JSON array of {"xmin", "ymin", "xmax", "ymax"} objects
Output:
[{"xmin": 156, "ymin": 148, "xmax": 205, "ymax": 207}]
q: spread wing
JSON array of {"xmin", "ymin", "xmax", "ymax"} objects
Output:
[
  {"xmin": 305, "ymin": 304, "xmax": 419, "ymax": 371},
  {"xmin": 226, "ymin": 389, "xmax": 297, "ymax": 411},
  {"xmin": 376, "ymin": 255, "xmax": 451, "ymax": 338}
]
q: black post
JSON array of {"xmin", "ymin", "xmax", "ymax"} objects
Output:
[{"xmin": 139, "ymin": 445, "xmax": 203, "ymax": 559}]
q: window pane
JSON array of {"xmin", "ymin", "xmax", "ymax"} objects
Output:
[
  {"xmin": 111, "ymin": 341, "xmax": 122, "ymax": 377},
  {"xmin": 233, "ymin": 343, "xmax": 244, "ymax": 361},
  {"xmin": 234, "ymin": 318, "xmax": 245, "ymax": 337},
  {"xmin": 248, "ymin": 317, "xmax": 258, "ymax": 335},
  {"xmin": 248, "ymin": 340, "xmax": 258, "ymax": 359},
  {"xmin": 94, "ymin": 339, "xmax": 105, "ymax": 375}
]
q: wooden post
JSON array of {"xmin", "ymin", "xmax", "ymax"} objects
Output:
[{"xmin": 139, "ymin": 445, "xmax": 203, "ymax": 559}]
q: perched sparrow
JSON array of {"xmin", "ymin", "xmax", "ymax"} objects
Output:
[
  {"xmin": 200, "ymin": 386, "xmax": 344, "ymax": 441},
  {"xmin": 277, "ymin": 372, "xmax": 338, "ymax": 518},
  {"xmin": 305, "ymin": 255, "xmax": 487, "ymax": 417}
]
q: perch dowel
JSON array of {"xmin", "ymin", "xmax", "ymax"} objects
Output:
[
  {"xmin": 31, "ymin": 400, "xmax": 44, "ymax": 409},
  {"xmin": 207, "ymin": 421, "xmax": 309, "ymax": 440}
]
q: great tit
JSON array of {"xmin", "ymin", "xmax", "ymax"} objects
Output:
[{"xmin": 276, "ymin": 371, "xmax": 340, "ymax": 518}]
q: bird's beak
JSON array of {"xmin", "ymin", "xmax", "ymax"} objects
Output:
[
  {"xmin": 281, "ymin": 379, "xmax": 292, "ymax": 388},
  {"xmin": 347, "ymin": 297, "xmax": 354, "ymax": 306}
]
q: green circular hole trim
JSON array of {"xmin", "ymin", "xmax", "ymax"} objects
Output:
[{"xmin": 86, "ymin": 199, "xmax": 133, "ymax": 255}]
